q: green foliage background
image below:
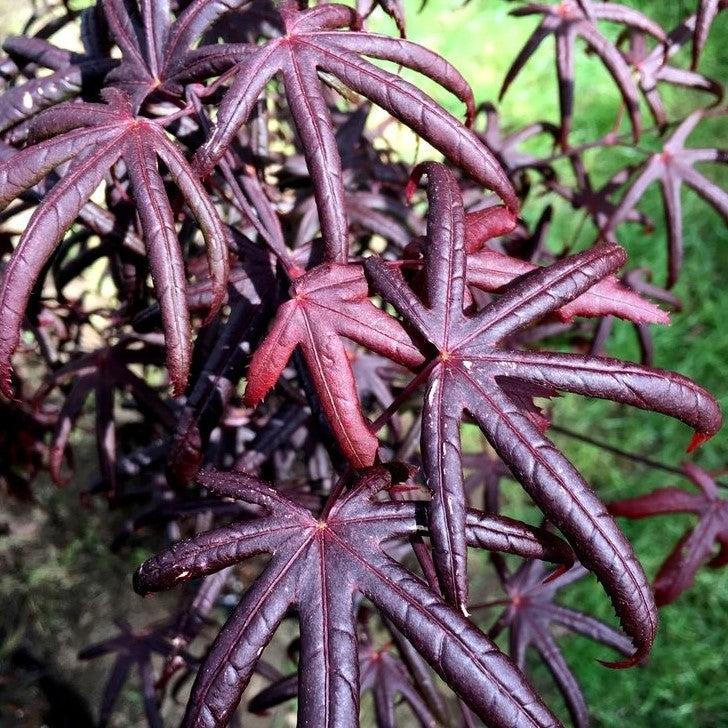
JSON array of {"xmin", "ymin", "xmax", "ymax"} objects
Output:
[{"xmin": 0, "ymin": 1, "xmax": 726, "ymax": 726}]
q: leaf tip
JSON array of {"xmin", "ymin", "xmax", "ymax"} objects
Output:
[
  {"xmin": 656, "ymin": 308, "xmax": 671, "ymax": 326},
  {"xmin": 687, "ymin": 431, "xmax": 712, "ymax": 453},
  {"xmin": 597, "ymin": 655, "xmax": 637, "ymax": 670},
  {"xmin": 404, "ymin": 177, "xmax": 418, "ymax": 203},
  {"xmin": 598, "ymin": 647, "xmax": 647, "ymax": 670},
  {"xmin": 542, "ymin": 564, "xmax": 569, "ymax": 584},
  {"xmin": 132, "ymin": 568, "xmax": 149, "ymax": 597},
  {"xmin": 0, "ymin": 369, "xmax": 15, "ymax": 400}
]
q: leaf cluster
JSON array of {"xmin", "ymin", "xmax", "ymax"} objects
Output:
[{"xmin": 0, "ymin": 1, "xmax": 725, "ymax": 727}]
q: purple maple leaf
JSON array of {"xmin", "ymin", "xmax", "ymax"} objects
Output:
[
  {"xmin": 134, "ymin": 465, "xmax": 574, "ymax": 727},
  {"xmin": 243, "ymin": 262, "xmax": 425, "ymax": 467},
  {"xmin": 485, "ymin": 561, "xmax": 633, "ymax": 728},
  {"xmin": 0, "ymin": 89, "xmax": 230, "ymax": 395},
  {"xmin": 193, "ymin": 0, "xmax": 517, "ymax": 261},
  {"xmin": 500, "ymin": 1, "xmax": 666, "ymax": 147},
  {"xmin": 365, "ymin": 161, "xmax": 721, "ymax": 660},
  {"xmin": 609, "ymin": 462, "xmax": 728, "ymax": 605},
  {"xmin": 619, "ymin": 14, "xmax": 723, "ymax": 130},
  {"xmin": 605, "ymin": 110, "xmax": 728, "ymax": 287}
]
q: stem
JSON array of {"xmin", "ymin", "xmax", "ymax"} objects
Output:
[
  {"xmin": 218, "ymin": 159, "xmax": 293, "ymax": 269},
  {"xmin": 187, "ymin": 89, "xmax": 294, "ymax": 273},
  {"xmin": 551, "ymin": 424, "xmax": 728, "ymax": 489},
  {"xmin": 321, "ymin": 468, "xmax": 354, "ymax": 519},
  {"xmin": 524, "ymin": 138, "xmax": 651, "ymax": 170},
  {"xmin": 523, "ymin": 105, "xmax": 728, "ymax": 169},
  {"xmin": 469, "ymin": 598, "xmax": 510, "ymax": 611},
  {"xmin": 370, "ymin": 360, "xmax": 435, "ymax": 434}
]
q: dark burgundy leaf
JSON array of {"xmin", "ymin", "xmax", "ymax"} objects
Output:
[
  {"xmin": 546, "ymin": 155, "xmax": 653, "ymax": 236},
  {"xmin": 501, "ymin": 1, "xmax": 666, "ymax": 147},
  {"xmin": 589, "ymin": 267, "xmax": 681, "ymax": 365},
  {"xmin": 135, "ymin": 466, "xmax": 573, "ymax": 727},
  {"xmin": 78, "ymin": 619, "xmax": 176, "ymax": 728},
  {"xmin": 605, "ymin": 110, "xmax": 728, "ymax": 287},
  {"xmin": 609, "ymin": 462, "xmax": 728, "ymax": 605},
  {"xmin": 0, "ymin": 36, "xmax": 113, "ymax": 136},
  {"xmin": 249, "ymin": 626, "xmax": 439, "ymax": 726},
  {"xmin": 485, "ymin": 561, "xmax": 632, "ymax": 728},
  {"xmin": 0, "ymin": 90, "xmax": 229, "ymax": 395},
  {"xmin": 463, "ymin": 205, "xmax": 668, "ymax": 325},
  {"xmin": 474, "ymin": 101, "xmax": 559, "ymax": 175},
  {"xmin": 193, "ymin": 0, "xmax": 516, "ymax": 261},
  {"xmin": 365, "ymin": 162, "xmax": 721, "ymax": 659},
  {"xmin": 620, "ymin": 15, "xmax": 723, "ymax": 130},
  {"xmin": 35, "ymin": 338, "xmax": 175, "ymax": 492},
  {"xmin": 243, "ymin": 262, "xmax": 425, "ymax": 467},
  {"xmin": 101, "ymin": 0, "xmax": 251, "ymax": 108},
  {"xmin": 357, "ymin": 0, "xmax": 406, "ymax": 37}
]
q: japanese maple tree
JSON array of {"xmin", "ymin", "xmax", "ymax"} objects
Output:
[{"xmin": 0, "ymin": 1, "xmax": 725, "ymax": 727}]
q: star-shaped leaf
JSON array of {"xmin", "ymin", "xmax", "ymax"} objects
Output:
[
  {"xmin": 0, "ymin": 89, "xmax": 230, "ymax": 395},
  {"xmin": 485, "ymin": 561, "xmax": 633, "ymax": 728},
  {"xmin": 100, "ymin": 0, "xmax": 251, "ymax": 108},
  {"xmin": 547, "ymin": 155, "xmax": 653, "ymax": 234},
  {"xmin": 609, "ymin": 462, "xmax": 728, "ymax": 605},
  {"xmin": 134, "ymin": 465, "xmax": 574, "ymax": 728},
  {"xmin": 78, "ymin": 618, "xmax": 176, "ymax": 728},
  {"xmin": 619, "ymin": 14, "xmax": 723, "ymax": 130},
  {"xmin": 605, "ymin": 110, "xmax": 728, "ymax": 287},
  {"xmin": 243, "ymin": 262, "xmax": 425, "ymax": 467},
  {"xmin": 36, "ymin": 337, "xmax": 175, "ymax": 493},
  {"xmin": 500, "ymin": 1, "xmax": 666, "ymax": 147},
  {"xmin": 365, "ymin": 162, "xmax": 721, "ymax": 659},
  {"xmin": 193, "ymin": 0, "xmax": 517, "ymax": 261}
]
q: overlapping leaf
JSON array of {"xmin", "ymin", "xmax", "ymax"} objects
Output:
[
  {"xmin": 486, "ymin": 561, "xmax": 632, "ymax": 728},
  {"xmin": 35, "ymin": 338, "xmax": 175, "ymax": 493},
  {"xmin": 0, "ymin": 35, "xmax": 113, "ymax": 136},
  {"xmin": 0, "ymin": 2, "xmax": 725, "ymax": 726},
  {"xmin": 474, "ymin": 101, "xmax": 558, "ymax": 175},
  {"xmin": 500, "ymin": 1, "xmax": 666, "ymax": 147},
  {"xmin": 134, "ymin": 466, "xmax": 574, "ymax": 728},
  {"xmin": 365, "ymin": 162, "xmax": 721, "ymax": 660},
  {"xmin": 248, "ymin": 617, "xmax": 442, "ymax": 726},
  {"xmin": 0, "ymin": 89, "xmax": 229, "ymax": 395},
  {"xmin": 609, "ymin": 462, "xmax": 728, "ymax": 605},
  {"xmin": 78, "ymin": 619, "xmax": 175, "ymax": 728},
  {"xmin": 243, "ymin": 262, "xmax": 425, "ymax": 467},
  {"xmin": 547, "ymin": 155, "xmax": 653, "ymax": 234},
  {"xmin": 100, "ymin": 0, "xmax": 251, "ymax": 108},
  {"xmin": 357, "ymin": 0, "xmax": 406, "ymax": 37},
  {"xmin": 619, "ymin": 14, "xmax": 723, "ymax": 130},
  {"xmin": 589, "ymin": 267, "xmax": 681, "ymax": 365},
  {"xmin": 462, "ymin": 203, "xmax": 668, "ymax": 325},
  {"xmin": 193, "ymin": 0, "xmax": 517, "ymax": 261}
]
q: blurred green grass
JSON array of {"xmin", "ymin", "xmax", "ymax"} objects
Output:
[{"xmin": 0, "ymin": 0, "xmax": 726, "ymax": 725}]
